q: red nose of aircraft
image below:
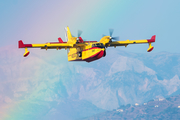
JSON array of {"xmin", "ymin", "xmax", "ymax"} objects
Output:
[
  {"xmin": 85, "ymin": 48, "xmax": 105, "ymax": 62},
  {"xmin": 96, "ymin": 49, "xmax": 104, "ymax": 59}
]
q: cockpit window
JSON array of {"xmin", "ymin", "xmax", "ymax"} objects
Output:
[{"xmin": 92, "ymin": 43, "xmax": 105, "ymax": 48}]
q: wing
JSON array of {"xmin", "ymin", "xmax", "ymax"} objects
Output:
[
  {"xmin": 108, "ymin": 35, "xmax": 156, "ymax": 52},
  {"xmin": 18, "ymin": 38, "xmax": 75, "ymax": 57},
  {"xmin": 19, "ymin": 40, "xmax": 74, "ymax": 49}
]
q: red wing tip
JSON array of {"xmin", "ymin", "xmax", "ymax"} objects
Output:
[
  {"xmin": 18, "ymin": 40, "xmax": 25, "ymax": 48},
  {"xmin": 151, "ymin": 35, "xmax": 156, "ymax": 41},
  {"xmin": 18, "ymin": 40, "xmax": 32, "ymax": 48},
  {"xmin": 147, "ymin": 35, "xmax": 156, "ymax": 43}
]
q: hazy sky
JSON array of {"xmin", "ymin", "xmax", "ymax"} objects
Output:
[
  {"xmin": 1, "ymin": 0, "xmax": 180, "ymax": 119},
  {"xmin": 0, "ymin": 0, "xmax": 180, "ymax": 53}
]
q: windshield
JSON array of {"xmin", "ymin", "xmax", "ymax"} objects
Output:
[{"xmin": 92, "ymin": 43, "xmax": 105, "ymax": 48}]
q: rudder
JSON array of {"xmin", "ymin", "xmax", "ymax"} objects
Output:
[{"xmin": 65, "ymin": 26, "xmax": 72, "ymax": 42}]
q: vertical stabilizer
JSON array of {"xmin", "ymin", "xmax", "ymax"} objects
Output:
[
  {"xmin": 65, "ymin": 26, "xmax": 72, "ymax": 54},
  {"xmin": 65, "ymin": 26, "xmax": 72, "ymax": 42}
]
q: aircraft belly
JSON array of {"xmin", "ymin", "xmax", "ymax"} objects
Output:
[
  {"xmin": 82, "ymin": 48, "xmax": 104, "ymax": 62},
  {"xmin": 68, "ymin": 47, "xmax": 104, "ymax": 62}
]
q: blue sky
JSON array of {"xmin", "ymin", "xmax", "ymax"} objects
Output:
[{"xmin": 0, "ymin": 0, "xmax": 180, "ymax": 53}]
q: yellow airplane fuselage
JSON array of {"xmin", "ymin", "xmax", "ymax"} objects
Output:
[{"xmin": 68, "ymin": 42, "xmax": 105, "ymax": 62}]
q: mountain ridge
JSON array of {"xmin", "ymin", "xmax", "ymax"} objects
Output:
[
  {"xmin": 82, "ymin": 94, "xmax": 180, "ymax": 120},
  {"xmin": 0, "ymin": 45, "xmax": 180, "ymax": 119}
]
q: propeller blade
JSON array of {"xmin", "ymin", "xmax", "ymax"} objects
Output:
[
  {"xmin": 111, "ymin": 36, "xmax": 119, "ymax": 40},
  {"xmin": 78, "ymin": 30, "xmax": 83, "ymax": 37},
  {"xmin": 109, "ymin": 29, "xmax": 114, "ymax": 37}
]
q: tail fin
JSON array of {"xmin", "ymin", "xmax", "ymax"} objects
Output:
[{"xmin": 65, "ymin": 26, "xmax": 72, "ymax": 42}]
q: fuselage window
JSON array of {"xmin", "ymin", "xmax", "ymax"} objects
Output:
[{"xmin": 92, "ymin": 43, "xmax": 105, "ymax": 48}]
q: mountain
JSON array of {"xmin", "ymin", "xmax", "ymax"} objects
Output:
[
  {"xmin": 0, "ymin": 45, "xmax": 180, "ymax": 119},
  {"xmin": 82, "ymin": 94, "xmax": 180, "ymax": 120}
]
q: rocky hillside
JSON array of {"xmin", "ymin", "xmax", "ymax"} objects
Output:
[
  {"xmin": 82, "ymin": 94, "xmax": 180, "ymax": 120},
  {"xmin": 0, "ymin": 45, "xmax": 180, "ymax": 119}
]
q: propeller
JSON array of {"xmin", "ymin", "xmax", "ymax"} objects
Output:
[
  {"xmin": 76, "ymin": 30, "xmax": 84, "ymax": 43},
  {"xmin": 109, "ymin": 29, "xmax": 114, "ymax": 37},
  {"xmin": 78, "ymin": 30, "xmax": 83, "ymax": 38},
  {"xmin": 109, "ymin": 29, "xmax": 119, "ymax": 41},
  {"xmin": 76, "ymin": 30, "xmax": 83, "ymax": 41},
  {"xmin": 102, "ymin": 29, "xmax": 119, "ymax": 42},
  {"xmin": 71, "ymin": 30, "xmax": 82, "ymax": 38}
]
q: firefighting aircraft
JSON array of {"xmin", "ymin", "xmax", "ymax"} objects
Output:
[{"xmin": 18, "ymin": 27, "xmax": 156, "ymax": 62}]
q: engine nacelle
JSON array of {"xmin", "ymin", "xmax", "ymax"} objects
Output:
[{"xmin": 76, "ymin": 37, "xmax": 84, "ymax": 43}]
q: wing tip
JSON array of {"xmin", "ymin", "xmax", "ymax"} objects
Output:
[
  {"xmin": 147, "ymin": 35, "xmax": 156, "ymax": 43},
  {"xmin": 18, "ymin": 40, "xmax": 25, "ymax": 48}
]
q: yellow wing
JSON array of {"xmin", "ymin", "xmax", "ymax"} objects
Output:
[
  {"xmin": 108, "ymin": 35, "xmax": 156, "ymax": 52},
  {"xmin": 18, "ymin": 41, "xmax": 74, "ymax": 49},
  {"xmin": 18, "ymin": 37, "xmax": 76, "ymax": 57}
]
